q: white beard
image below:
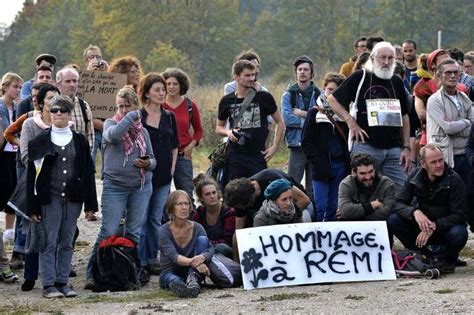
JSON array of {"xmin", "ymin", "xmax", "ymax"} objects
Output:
[{"xmin": 373, "ymin": 63, "xmax": 395, "ymax": 80}]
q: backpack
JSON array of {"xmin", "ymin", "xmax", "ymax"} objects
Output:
[
  {"xmin": 207, "ymin": 253, "xmax": 242, "ymax": 288},
  {"xmin": 391, "ymin": 249, "xmax": 440, "ymax": 279},
  {"xmin": 184, "ymin": 97, "xmax": 193, "ymax": 121},
  {"xmin": 92, "ymin": 235, "xmax": 141, "ymax": 292},
  {"xmin": 78, "ymin": 98, "xmax": 90, "ymax": 133}
]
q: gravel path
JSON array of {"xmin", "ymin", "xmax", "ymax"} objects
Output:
[{"xmin": 1, "ymin": 179, "xmax": 474, "ymax": 314}]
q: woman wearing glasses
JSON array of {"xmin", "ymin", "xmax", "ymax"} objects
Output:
[
  {"xmin": 159, "ymin": 190, "xmax": 214, "ymax": 298},
  {"xmin": 85, "ymin": 86, "xmax": 156, "ymax": 289},
  {"xmin": 26, "ymin": 95, "xmax": 98, "ymax": 298}
]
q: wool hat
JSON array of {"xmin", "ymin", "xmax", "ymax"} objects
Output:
[
  {"xmin": 292, "ymin": 55, "xmax": 314, "ymax": 74},
  {"xmin": 427, "ymin": 49, "xmax": 448, "ymax": 72},
  {"xmin": 264, "ymin": 179, "xmax": 292, "ymax": 201}
]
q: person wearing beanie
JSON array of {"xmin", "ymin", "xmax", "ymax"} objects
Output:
[
  {"xmin": 253, "ymin": 178, "xmax": 302, "ymax": 227},
  {"xmin": 281, "ymin": 55, "xmax": 321, "ymax": 198}
]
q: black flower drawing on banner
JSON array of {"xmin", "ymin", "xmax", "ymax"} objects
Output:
[{"xmin": 241, "ymin": 248, "xmax": 268, "ymax": 288}]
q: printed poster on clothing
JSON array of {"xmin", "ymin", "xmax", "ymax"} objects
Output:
[
  {"xmin": 366, "ymin": 98, "xmax": 402, "ymax": 127},
  {"xmin": 236, "ymin": 221, "xmax": 396, "ymax": 290}
]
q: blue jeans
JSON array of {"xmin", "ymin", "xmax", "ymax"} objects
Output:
[
  {"xmin": 86, "ymin": 180, "xmax": 152, "ymax": 279},
  {"xmin": 173, "ymin": 156, "xmax": 194, "ymax": 206},
  {"xmin": 139, "ymin": 183, "xmax": 170, "ymax": 266},
  {"xmin": 159, "ymin": 235, "xmax": 208, "ymax": 288},
  {"xmin": 312, "ymin": 160, "xmax": 346, "ymax": 221},
  {"xmin": 388, "ymin": 213, "xmax": 468, "ymax": 264},
  {"xmin": 454, "ymin": 154, "xmax": 471, "ymax": 190},
  {"xmin": 214, "ymin": 243, "xmax": 233, "ymax": 259},
  {"xmin": 352, "ymin": 142, "xmax": 406, "ymax": 191},
  {"xmin": 288, "ymin": 147, "xmax": 313, "ymax": 198}
]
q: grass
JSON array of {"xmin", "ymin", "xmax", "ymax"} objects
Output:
[
  {"xmin": 255, "ymin": 292, "xmax": 316, "ymax": 302},
  {"xmin": 433, "ymin": 288, "xmax": 455, "ymax": 294},
  {"xmin": 344, "ymin": 294, "xmax": 365, "ymax": 300}
]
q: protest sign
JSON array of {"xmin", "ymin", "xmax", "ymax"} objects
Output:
[
  {"xmin": 366, "ymin": 98, "xmax": 402, "ymax": 127},
  {"xmin": 77, "ymin": 70, "xmax": 127, "ymax": 119},
  {"xmin": 236, "ymin": 221, "xmax": 396, "ymax": 290}
]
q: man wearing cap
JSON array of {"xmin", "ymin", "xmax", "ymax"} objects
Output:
[
  {"xmin": 20, "ymin": 54, "xmax": 56, "ymax": 101},
  {"xmin": 327, "ymin": 41, "xmax": 412, "ymax": 191},
  {"xmin": 339, "ymin": 37, "xmax": 368, "ymax": 78},
  {"xmin": 281, "ymin": 55, "xmax": 320, "ymax": 196}
]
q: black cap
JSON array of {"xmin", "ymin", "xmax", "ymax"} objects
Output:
[
  {"xmin": 35, "ymin": 54, "xmax": 57, "ymax": 66},
  {"xmin": 292, "ymin": 55, "xmax": 314, "ymax": 68}
]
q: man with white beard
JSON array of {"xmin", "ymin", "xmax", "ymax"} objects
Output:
[{"xmin": 328, "ymin": 41, "xmax": 412, "ymax": 191}]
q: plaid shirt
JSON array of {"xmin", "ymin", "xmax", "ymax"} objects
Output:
[
  {"xmin": 71, "ymin": 96, "xmax": 94, "ymax": 149},
  {"xmin": 459, "ymin": 72, "xmax": 473, "ymax": 91}
]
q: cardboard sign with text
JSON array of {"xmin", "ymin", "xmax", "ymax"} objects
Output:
[
  {"xmin": 236, "ymin": 221, "xmax": 396, "ymax": 290},
  {"xmin": 77, "ymin": 70, "xmax": 127, "ymax": 119}
]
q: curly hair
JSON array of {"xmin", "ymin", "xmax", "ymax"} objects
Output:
[
  {"xmin": 224, "ymin": 178, "xmax": 256, "ymax": 209},
  {"xmin": 193, "ymin": 173, "xmax": 222, "ymax": 203},
  {"xmin": 109, "ymin": 55, "xmax": 142, "ymax": 84},
  {"xmin": 161, "ymin": 68, "xmax": 191, "ymax": 95}
]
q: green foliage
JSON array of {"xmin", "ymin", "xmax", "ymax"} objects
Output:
[{"xmin": 144, "ymin": 41, "xmax": 193, "ymax": 74}]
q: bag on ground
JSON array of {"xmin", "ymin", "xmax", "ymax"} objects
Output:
[
  {"xmin": 207, "ymin": 253, "xmax": 242, "ymax": 288},
  {"xmin": 391, "ymin": 249, "xmax": 440, "ymax": 279},
  {"xmin": 92, "ymin": 235, "xmax": 141, "ymax": 292}
]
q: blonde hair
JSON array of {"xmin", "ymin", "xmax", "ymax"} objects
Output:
[
  {"xmin": 117, "ymin": 85, "xmax": 140, "ymax": 108},
  {"xmin": 1, "ymin": 72, "xmax": 23, "ymax": 94}
]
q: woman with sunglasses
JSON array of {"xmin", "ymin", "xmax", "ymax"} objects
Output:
[{"xmin": 26, "ymin": 95, "xmax": 98, "ymax": 298}]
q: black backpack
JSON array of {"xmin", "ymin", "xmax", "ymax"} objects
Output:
[{"xmin": 92, "ymin": 235, "xmax": 141, "ymax": 292}]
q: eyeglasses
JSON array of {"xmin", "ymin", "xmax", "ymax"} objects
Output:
[
  {"xmin": 443, "ymin": 70, "xmax": 460, "ymax": 77},
  {"xmin": 175, "ymin": 201, "xmax": 190, "ymax": 207},
  {"xmin": 357, "ymin": 44, "xmax": 367, "ymax": 48},
  {"xmin": 50, "ymin": 108, "xmax": 69, "ymax": 114},
  {"xmin": 86, "ymin": 54, "xmax": 102, "ymax": 60}
]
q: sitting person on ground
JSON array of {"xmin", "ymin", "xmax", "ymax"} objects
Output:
[
  {"xmin": 159, "ymin": 190, "xmax": 214, "ymax": 298},
  {"xmin": 225, "ymin": 168, "xmax": 312, "ymax": 230},
  {"xmin": 193, "ymin": 174, "xmax": 235, "ymax": 259},
  {"xmin": 388, "ymin": 144, "xmax": 468, "ymax": 274},
  {"xmin": 26, "ymin": 95, "xmax": 98, "ymax": 298},
  {"xmin": 254, "ymin": 179, "xmax": 302, "ymax": 227},
  {"xmin": 337, "ymin": 154, "xmax": 396, "ymax": 221}
]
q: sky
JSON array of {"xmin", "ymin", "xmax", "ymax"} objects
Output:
[{"xmin": 0, "ymin": 0, "xmax": 24, "ymax": 26}]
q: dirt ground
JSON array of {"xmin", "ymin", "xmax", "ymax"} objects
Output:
[{"xmin": 1, "ymin": 180, "xmax": 474, "ymax": 314}]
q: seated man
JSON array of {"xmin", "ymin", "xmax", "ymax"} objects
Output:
[
  {"xmin": 388, "ymin": 144, "xmax": 468, "ymax": 274},
  {"xmin": 224, "ymin": 168, "xmax": 312, "ymax": 230},
  {"xmin": 337, "ymin": 154, "xmax": 396, "ymax": 221}
]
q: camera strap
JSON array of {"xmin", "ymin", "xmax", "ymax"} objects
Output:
[{"xmin": 233, "ymin": 87, "xmax": 256, "ymax": 129}]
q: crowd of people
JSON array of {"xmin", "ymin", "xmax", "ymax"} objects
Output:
[{"xmin": 0, "ymin": 38, "xmax": 473, "ymax": 299}]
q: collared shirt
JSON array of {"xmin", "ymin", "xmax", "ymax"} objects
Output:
[{"xmin": 71, "ymin": 96, "xmax": 94, "ymax": 149}]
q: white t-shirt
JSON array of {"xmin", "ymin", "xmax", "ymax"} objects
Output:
[{"xmin": 3, "ymin": 108, "xmax": 18, "ymax": 152}]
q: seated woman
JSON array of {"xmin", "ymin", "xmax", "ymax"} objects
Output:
[
  {"xmin": 193, "ymin": 174, "xmax": 235, "ymax": 259},
  {"xmin": 159, "ymin": 190, "xmax": 214, "ymax": 298},
  {"xmin": 26, "ymin": 95, "xmax": 98, "ymax": 298},
  {"xmin": 253, "ymin": 179, "xmax": 302, "ymax": 227}
]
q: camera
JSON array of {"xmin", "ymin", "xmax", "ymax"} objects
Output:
[
  {"xmin": 97, "ymin": 61, "xmax": 105, "ymax": 68},
  {"xmin": 232, "ymin": 129, "xmax": 252, "ymax": 146}
]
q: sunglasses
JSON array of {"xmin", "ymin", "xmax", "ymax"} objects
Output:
[{"xmin": 49, "ymin": 108, "xmax": 70, "ymax": 114}]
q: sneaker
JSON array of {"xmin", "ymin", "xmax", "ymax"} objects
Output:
[
  {"xmin": 186, "ymin": 271, "xmax": 201, "ymax": 296},
  {"xmin": 42, "ymin": 286, "xmax": 64, "ymax": 299},
  {"xmin": 9, "ymin": 252, "xmax": 24, "ymax": 270},
  {"xmin": 2, "ymin": 229, "xmax": 15, "ymax": 245},
  {"xmin": 0, "ymin": 268, "xmax": 19, "ymax": 283},
  {"xmin": 169, "ymin": 281, "xmax": 199, "ymax": 298},
  {"xmin": 56, "ymin": 285, "xmax": 78, "ymax": 298},
  {"xmin": 456, "ymin": 258, "xmax": 467, "ymax": 267},
  {"xmin": 21, "ymin": 279, "xmax": 35, "ymax": 291},
  {"xmin": 146, "ymin": 263, "xmax": 161, "ymax": 276},
  {"xmin": 434, "ymin": 259, "xmax": 456, "ymax": 274},
  {"xmin": 69, "ymin": 269, "xmax": 77, "ymax": 277},
  {"xmin": 84, "ymin": 279, "xmax": 95, "ymax": 290},
  {"xmin": 85, "ymin": 212, "xmax": 98, "ymax": 222}
]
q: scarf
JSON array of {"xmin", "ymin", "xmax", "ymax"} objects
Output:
[
  {"xmin": 33, "ymin": 112, "xmax": 50, "ymax": 130},
  {"xmin": 261, "ymin": 199, "xmax": 296, "ymax": 224},
  {"xmin": 315, "ymin": 94, "xmax": 343, "ymax": 124},
  {"xmin": 113, "ymin": 113, "xmax": 147, "ymax": 188}
]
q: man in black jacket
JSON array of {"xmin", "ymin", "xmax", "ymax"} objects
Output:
[{"xmin": 388, "ymin": 144, "xmax": 468, "ymax": 273}]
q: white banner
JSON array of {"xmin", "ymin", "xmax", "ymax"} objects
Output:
[
  {"xmin": 236, "ymin": 221, "xmax": 396, "ymax": 290},
  {"xmin": 366, "ymin": 98, "xmax": 402, "ymax": 127}
]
